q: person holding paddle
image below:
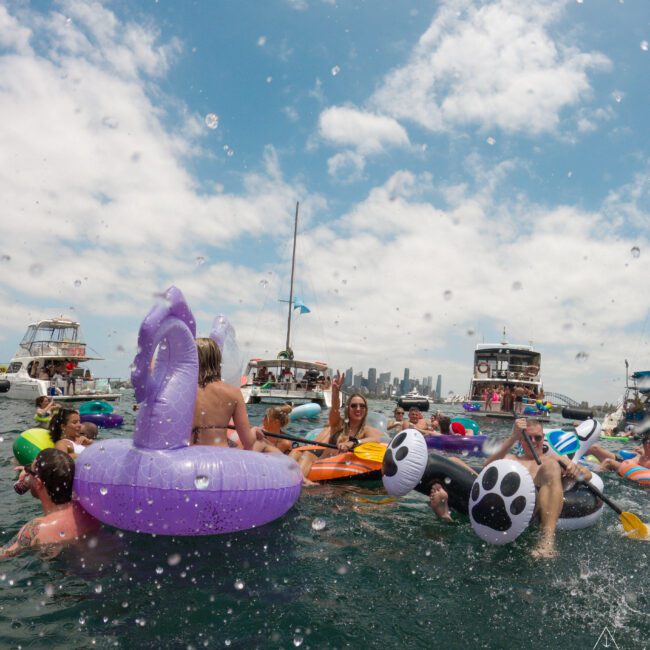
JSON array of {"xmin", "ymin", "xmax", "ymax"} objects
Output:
[
  {"xmin": 485, "ymin": 417, "xmax": 593, "ymax": 559},
  {"xmin": 289, "ymin": 371, "xmax": 384, "ymax": 478}
]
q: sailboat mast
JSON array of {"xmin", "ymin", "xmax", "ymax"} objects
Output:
[{"xmin": 285, "ymin": 201, "xmax": 299, "ymax": 352}]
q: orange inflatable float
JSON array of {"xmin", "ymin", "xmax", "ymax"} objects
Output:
[{"xmin": 299, "ymin": 445, "xmax": 383, "ymax": 482}]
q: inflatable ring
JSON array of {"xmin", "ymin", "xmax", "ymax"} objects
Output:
[
  {"xmin": 382, "ymin": 430, "xmax": 476, "ymax": 513},
  {"xmin": 34, "ymin": 414, "xmax": 51, "ymax": 424},
  {"xmin": 618, "ymin": 459, "xmax": 650, "ymax": 486},
  {"xmin": 79, "ymin": 400, "xmax": 114, "ymax": 415},
  {"xmin": 477, "ymin": 361, "xmax": 489, "ymax": 373},
  {"xmin": 13, "ymin": 428, "xmax": 54, "ymax": 466},
  {"xmin": 80, "ymin": 412, "xmax": 124, "ymax": 428},
  {"xmin": 74, "ymin": 286, "xmax": 302, "ymax": 536}
]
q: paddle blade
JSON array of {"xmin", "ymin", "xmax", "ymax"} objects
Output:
[
  {"xmin": 352, "ymin": 443, "xmax": 387, "ymax": 463},
  {"xmin": 620, "ymin": 512, "xmax": 649, "ymax": 540}
]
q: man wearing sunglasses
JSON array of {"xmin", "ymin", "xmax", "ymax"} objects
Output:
[
  {"xmin": 484, "ymin": 417, "xmax": 592, "ymax": 559},
  {"xmin": 1, "ymin": 449, "xmax": 99, "ymax": 559}
]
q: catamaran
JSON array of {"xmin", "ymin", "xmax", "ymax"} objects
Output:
[
  {"xmin": 0, "ymin": 317, "xmax": 119, "ymax": 402},
  {"xmin": 240, "ymin": 202, "xmax": 332, "ymax": 408}
]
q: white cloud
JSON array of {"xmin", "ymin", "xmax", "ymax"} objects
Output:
[
  {"xmin": 318, "ymin": 106, "xmax": 411, "ymax": 154},
  {"xmin": 371, "ymin": 0, "xmax": 611, "ymax": 135},
  {"xmin": 327, "ymin": 151, "xmax": 365, "ymax": 182}
]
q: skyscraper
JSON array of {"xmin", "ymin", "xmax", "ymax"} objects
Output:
[
  {"xmin": 368, "ymin": 368, "xmax": 377, "ymax": 393},
  {"xmin": 401, "ymin": 368, "xmax": 410, "ymax": 394},
  {"xmin": 345, "ymin": 367, "xmax": 353, "ymax": 386},
  {"xmin": 435, "ymin": 374, "xmax": 442, "ymax": 401}
]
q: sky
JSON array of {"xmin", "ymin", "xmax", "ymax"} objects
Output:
[{"xmin": 0, "ymin": 0, "xmax": 648, "ymax": 404}]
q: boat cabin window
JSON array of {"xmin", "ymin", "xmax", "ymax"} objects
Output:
[{"xmin": 8, "ymin": 362, "xmax": 22, "ymax": 373}]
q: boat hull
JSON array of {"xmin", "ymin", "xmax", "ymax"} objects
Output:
[
  {"xmin": 397, "ymin": 398, "xmax": 430, "ymax": 411},
  {"xmin": 0, "ymin": 375, "xmax": 119, "ymax": 402}
]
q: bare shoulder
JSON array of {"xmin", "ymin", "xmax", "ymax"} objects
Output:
[{"xmin": 361, "ymin": 425, "xmax": 384, "ymax": 441}]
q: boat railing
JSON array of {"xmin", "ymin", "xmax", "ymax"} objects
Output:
[
  {"xmin": 474, "ymin": 367, "xmax": 539, "ymax": 381},
  {"xmin": 19, "ymin": 341, "xmax": 87, "ymax": 358}
]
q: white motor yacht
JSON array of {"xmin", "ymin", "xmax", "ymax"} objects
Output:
[{"xmin": 0, "ymin": 317, "xmax": 119, "ymax": 402}]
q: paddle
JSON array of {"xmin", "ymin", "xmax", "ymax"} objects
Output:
[
  {"xmin": 261, "ymin": 430, "xmax": 387, "ymax": 463},
  {"xmin": 521, "ymin": 428, "xmax": 648, "ymax": 540}
]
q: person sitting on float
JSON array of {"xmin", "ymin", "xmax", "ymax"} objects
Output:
[
  {"xmin": 428, "ymin": 413, "xmax": 441, "ymax": 433},
  {"xmin": 484, "ymin": 417, "xmax": 592, "ymax": 559},
  {"xmin": 192, "ymin": 337, "xmax": 257, "ymax": 449},
  {"xmin": 401, "ymin": 406, "xmax": 428, "ymax": 432},
  {"xmin": 2, "ymin": 449, "xmax": 99, "ymax": 560},
  {"xmin": 289, "ymin": 371, "xmax": 383, "ymax": 477},
  {"xmin": 49, "ymin": 409, "xmax": 93, "ymax": 457},
  {"xmin": 35, "ymin": 395, "xmax": 56, "ymax": 422},
  {"xmin": 589, "ymin": 432, "xmax": 650, "ymax": 473},
  {"xmin": 80, "ymin": 422, "xmax": 99, "ymax": 441},
  {"xmin": 251, "ymin": 405, "xmax": 294, "ymax": 454},
  {"xmin": 387, "ymin": 406, "xmax": 405, "ymax": 431}
]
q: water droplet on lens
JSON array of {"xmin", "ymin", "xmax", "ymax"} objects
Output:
[
  {"xmin": 486, "ymin": 136, "xmax": 496, "ymax": 145},
  {"xmin": 444, "ymin": 477, "xmax": 451, "ymax": 485},
  {"xmin": 45, "ymin": 584, "xmax": 54, "ymax": 597},
  {"xmin": 293, "ymin": 636, "xmax": 304, "ymax": 647},
  {"xmin": 613, "ymin": 92, "xmax": 622, "ymax": 103},
  {"xmin": 195, "ymin": 255, "xmax": 205, "ymax": 266},
  {"xmin": 29, "ymin": 263, "xmax": 44, "ymax": 277},
  {"xmin": 311, "ymin": 518, "xmax": 326, "ymax": 531},
  {"xmin": 466, "ymin": 329, "xmax": 475, "ymax": 336},
  {"xmin": 641, "ymin": 40, "xmax": 648, "ymax": 51},
  {"xmin": 512, "ymin": 281, "xmax": 523, "ymax": 291},
  {"xmin": 94, "ymin": 584, "xmax": 103, "ymax": 594},
  {"xmin": 99, "ymin": 486, "xmax": 108, "ymax": 495},
  {"xmin": 423, "ymin": 312, "xmax": 432, "ymax": 322},
  {"xmin": 575, "ymin": 351, "xmax": 589, "ymax": 362},
  {"xmin": 205, "ymin": 113, "xmax": 219, "ymax": 129},
  {"xmin": 0, "ymin": 254, "xmax": 10, "ymax": 263},
  {"xmin": 259, "ymin": 279, "xmax": 269, "ymax": 288},
  {"xmin": 73, "ymin": 279, "xmax": 82, "ymax": 288},
  {"xmin": 331, "ymin": 65, "xmax": 340, "ymax": 76},
  {"xmin": 442, "ymin": 290, "xmax": 453, "ymax": 301},
  {"xmin": 194, "ymin": 475, "xmax": 209, "ymax": 490},
  {"xmin": 234, "ymin": 579, "xmax": 245, "ymax": 590},
  {"xmin": 167, "ymin": 553, "xmax": 182, "ymax": 566},
  {"xmin": 83, "ymin": 463, "xmax": 91, "ymax": 470},
  {"xmin": 631, "ymin": 246, "xmax": 640, "ymax": 258},
  {"xmin": 155, "ymin": 566, "xmax": 164, "ymax": 575}
]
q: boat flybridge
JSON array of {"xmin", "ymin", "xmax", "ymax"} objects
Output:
[
  {"xmin": 464, "ymin": 332, "xmax": 548, "ymax": 421},
  {"xmin": 0, "ymin": 317, "xmax": 119, "ymax": 402},
  {"xmin": 241, "ymin": 202, "xmax": 332, "ymax": 408}
]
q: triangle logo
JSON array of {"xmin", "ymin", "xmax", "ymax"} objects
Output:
[{"xmin": 592, "ymin": 626, "xmax": 620, "ymax": 650}]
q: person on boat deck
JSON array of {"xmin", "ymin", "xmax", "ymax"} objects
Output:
[
  {"xmin": 35, "ymin": 395, "xmax": 56, "ymax": 421},
  {"xmin": 513, "ymin": 385, "xmax": 525, "ymax": 414},
  {"xmin": 484, "ymin": 417, "xmax": 592, "ymax": 559},
  {"xmin": 589, "ymin": 432, "xmax": 650, "ymax": 473},
  {"xmin": 289, "ymin": 371, "xmax": 383, "ymax": 478},
  {"xmin": 387, "ymin": 406, "xmax": 405, "ymax": 431},
  {"xmin": 1, "ymin": 449, "xmax": 99, "ymax": 560},
  {"xmin": 501, "ymin": 385, "xmax": 514, "ymax": 412},
  {"xmin": 401, "ymin": 407, "xmax": 428, "ymax": 432},
  {"xmin": 49, "ymin": 409, "xmax": 93, "ymax": 457},
  {"xmin": 256, "ymin": 365, "xmax": 269, "ymax": 384},
  {"xmin": 191, "ymin": 337, "xmax": 257, "ymax": 450}
]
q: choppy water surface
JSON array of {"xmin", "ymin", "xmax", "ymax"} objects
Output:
[{"xmin": 0, "ymin": 395, "xmax": 648, "ymax": 649}]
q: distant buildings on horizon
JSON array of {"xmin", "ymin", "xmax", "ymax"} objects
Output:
[{"xmin": 343, "ymin": 366, "xmax": 444, "ymax": 400}]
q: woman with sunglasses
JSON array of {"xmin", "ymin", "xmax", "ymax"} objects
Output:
[
  {"xmin": 387, "ymin": 406, "xmax": 405, "ymax": 431},
  {"xmin": 289, "ymin": 370, "xmax": 383, "ymax": 479}
]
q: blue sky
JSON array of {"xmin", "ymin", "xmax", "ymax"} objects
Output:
[{"xmin": 0, "ymin": 0, "xmax": 648, "ymax": 403}]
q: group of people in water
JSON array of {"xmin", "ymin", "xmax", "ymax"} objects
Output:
[{"xmin": 3, "ymin": 335, "xmax": 649, "ymax": 561}]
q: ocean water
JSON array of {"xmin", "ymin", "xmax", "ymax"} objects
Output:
[{"xmin": 0, "ymin": 395, "xmax": 648, "ymax": 649}]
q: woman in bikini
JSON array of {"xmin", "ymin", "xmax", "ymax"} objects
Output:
[{"xmin": 191, "ymin": 337, "xmax": 257, "ymax": 450}]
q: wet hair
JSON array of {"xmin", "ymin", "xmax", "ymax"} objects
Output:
[
  {"xmin": 35, "ymin": 396, "xmax": 49, "ymax": 408},
  {"xmin": 524, "ymin": 418, "xmax": 543, "ymax": 431},
  {"xmin": 265, "ymin": 405, "xmax": 291, "ymax": 428},
  {"xmin": 48, "ymin": 408, "xmax": 79, "ymax": 443},
  {"xmin": 438, "ymin": 416, "xmax": 451, "ymax": 434},
  {"xmin": 34, "ymin": 449, "xmax": 74, "ymax": 505},
  {"xmin": 329, "ymin": 392, "xmax": 368, "ymax": 445},
  {"xmin": 196, "ymin": 337, "xmax": 222, "ymax": 388},
  {"xmin": 80, "ymin": 422, "xmax": 99, "ymax": 440}
]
